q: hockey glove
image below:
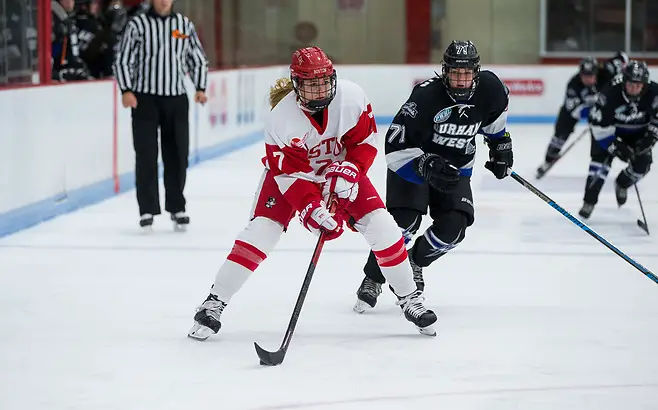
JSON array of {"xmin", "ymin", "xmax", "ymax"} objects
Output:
[
  {"xmin": 607, "ymin": 138, "xmax": 635, "ymax": 162},
  {"xmin": 322, "ymin": 161, "xmax": 360, "ymax": 208},
  {"xmin": 414, "ymin": 153, "xmax": 460, "ymax": 193},
  {"xmin": 635, "ymin": 130, "xmax": 658, "ymax": 156},
  {"xmin": 485, "ymin": 133, "xmax": 513, "ymax": 179},
  {"xmin": 299, "ymin": 199, "xmax": 344, "ymax": 241}
]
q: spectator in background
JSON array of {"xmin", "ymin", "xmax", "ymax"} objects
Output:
[
  {"xmin": 74, "ymin": 0, "xmax": 105, "ymax": 77},
  {"xmin": 52, "ymin": 0, "xmax": 92, "ymax": 81},
  {"xmin": 75, "ymin": 0, "xmax": 127, "ymax": 78},
  {"xmin": 127, "ymin": 0, "xmax": 150, "ymax": 17},
  {"xmin": 99, "ymin": 1, "xmax": 129, "ymax": 74}
]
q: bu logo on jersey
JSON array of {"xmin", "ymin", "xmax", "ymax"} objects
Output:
[{"xmin": 308, "ymin": 136, "xmax": 344, "ymax": 158}]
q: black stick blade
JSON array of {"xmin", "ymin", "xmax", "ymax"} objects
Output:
[
  {"xmin": 254, "ymin": 342, "xmax": 285, "ymax": 366},
  {"xmin": 637, "ymin": 219, "xmax": 650, "ymax": 235}
]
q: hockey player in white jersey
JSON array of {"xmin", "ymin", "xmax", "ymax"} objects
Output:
[{"xmin": 188, "ymin": 46, "xmax": 438, "ymax": 340}]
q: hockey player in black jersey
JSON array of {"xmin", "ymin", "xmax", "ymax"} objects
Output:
[
  {"xmin": 536, "ymin": 52, "xmax": 629, "ymax": 179},
  {"xmin": 536, "ymin": 57, "xmax": 599, "ymax": 179},
  {"xmin": 578, "ymin": 60, "xmax": 658, "ymax": 219},
  {"xmin": 52, "ymin": 0, "xmax": 92, "ymax": 82},
  {"xmin": 354, "ymin": 40, "xmax": 513, "ymax": 312}
]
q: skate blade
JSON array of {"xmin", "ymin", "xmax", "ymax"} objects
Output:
[
  {"xmin": 173, "ymin": 222, "xmax": 188, "ymax": 232},
  {"xmin": 187, "ymin": 323, "xmax": 215, "ymax": 341},
  {"xmin": 353, "ymin": 299, "xmax": 374, "ymax": 314},
  {"xmin": 417, "ymin": 325, "xmax": 437, "ymax": 337},
  {"xmin": 140, "ymin": 225, "xmax": 153, "ymax": 234}
]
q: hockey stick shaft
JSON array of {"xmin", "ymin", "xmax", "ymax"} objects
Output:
[
  {"xmin": 634, "ymin": 183, "xmax": 650, "ymax": 234},
  {"xmin": 281, "ymin": 230, "xmax": 327, "ymax": 350},
  {"xmin": 255, "ymin": 200, "xmax": 335, "ymax": 365},
  {"xmin": 559, "ymin": 127, "xmax": 589, "ymax": 158},
  {"xmin": 510, "ymin": 171, "xmax": 658, "ymax": 284}
]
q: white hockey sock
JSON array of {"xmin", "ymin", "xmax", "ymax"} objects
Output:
[
  {"xmin": 211, "ymin": 217, "xmax": 283, "ymax": 302},
  {"xmin": 212, "ymin": 240, "xmax": 266, "ymax": 302},
  {"xmin": 373, "ymin": 237, "xmax": 416, "ymax": 297},
  {"xmin": 355, "ymin": 209, "xmax": 417, "ymax": 297}
]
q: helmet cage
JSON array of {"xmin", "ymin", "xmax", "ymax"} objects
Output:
[
  {"xmin": 291, "ymin": 72, "xmax": 337, "ymax": 111},
  {"xmin": 290, "ymin": 47, "xmax": 337, "ymax": 111},
  {"xmin": 441, "ymin": 41, "xmax": 481, "ymax": 101},
  {"xmin": 442, "ymin": 61, "xmax": 480, "ymax": 101}
]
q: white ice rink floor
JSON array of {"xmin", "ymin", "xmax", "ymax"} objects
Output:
[{"xmin": 1, "ymin": 124, "xmax": 658, "ymax": 410}]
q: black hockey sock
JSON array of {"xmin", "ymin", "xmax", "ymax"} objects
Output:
[
  {"xmin": 583, "ymin": 175, "xmax": 606, "ymax": 205},
  {"xmin": 410, "ymin": 212, "xmax": 467, "ymax": 267},
  {"xmin": 545, "ymin": 135, "xmax": 566, "ymax": 163},
  {"xmin": 616, "ymin": 167, "xmax": 646, "ymax": 189},
  {"xmin": 363, "ymin": 250, "xmax": 387, "ymax": 284}
]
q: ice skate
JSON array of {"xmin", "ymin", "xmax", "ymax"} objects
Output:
[
  {"xmin": 353, "ymin": 277, "xmax": 382, "ymax": 313},
  {"xmin": 396, "ymin": 290, "xmax": 437, "ymax": 336},
  {"xmin": 139, "ymin": 213, "xmax": 153, "ymax": 233},
  {"xmin": 535, "ymin": 161, "xmax": 553, "ymax": 179},
  {"xmin": 615, "ymin": 183, "xmax": 628, "ymax": 207},
  {"xmin": 171, "ymin": 212, "xmax": 190, "ymax": 232},
  {"xmin": 578, "ymin": 202, "xmax": 595, "ymax": 219},
  {"xmin": 188, "ymin": 293, "xmax": 227, "ymax": 341}
]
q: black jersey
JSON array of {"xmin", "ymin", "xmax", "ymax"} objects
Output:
[
  {"xmin": 563, "ymin": 74, "xmax": 598, "ymax": 120},
  {"xmin": 597, "ymin": 56, "xmax": 626, "ymax": 90},
  {"xmin": 74, "ymin": 11, "xmax": 102, "ymax": 54},
  {"xmin": 385, "ymin": 70, "xmax": 509, "ymax": 182},
  {"xmin": 589, "ymin": 78, "xmax": 658, "ymax": 149}
]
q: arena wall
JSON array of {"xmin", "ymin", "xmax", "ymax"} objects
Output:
[{"xmin": 2, "ymin": 65, "xmax": 656, "ymax": 236}]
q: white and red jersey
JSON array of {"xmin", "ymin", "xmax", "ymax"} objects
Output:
[{"xmin": 262, "ymin": 79, "xmax": 378, "ymax": 211}]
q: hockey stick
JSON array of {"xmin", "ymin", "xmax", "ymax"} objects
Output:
[
  {"xmin": 634, "ymin": 183, "xmax": 650, "ymax": 235},
  {"xmin": 254, "ymin": 200, "xmax": 336, "ymax": 366},
  {"xmin": 536, "ymin": 128, "xmax": 588, "ymax": 180},
  {"xmin": 510, "ymin": 171, "xmax": 658, "ymax": 285}
]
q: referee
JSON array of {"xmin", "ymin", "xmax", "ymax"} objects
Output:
[{"xmin": 113, "ymin": 0, "xmax": 208, "ymax": 231}]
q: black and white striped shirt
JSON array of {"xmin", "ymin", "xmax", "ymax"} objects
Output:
[{"xmin": 113, "ymin": 8, "xmax": 208, "ymax": 96}]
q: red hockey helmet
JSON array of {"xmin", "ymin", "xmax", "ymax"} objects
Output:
[{"xmin": 290, "ymin": 46, "xmax": 337, "ymax": 111}]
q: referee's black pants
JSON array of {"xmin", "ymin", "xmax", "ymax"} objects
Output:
[{"xmin": 131, "ymin": 93, "xmax": 189, "ymax": 216}]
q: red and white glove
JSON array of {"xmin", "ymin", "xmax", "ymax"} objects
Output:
[
  {"xmin": 299, "ymin": 199, "xmax": 343, "ymax": 240},
  {"xmin": 322, "ymin": 161, "xmax": 360, "ymax": 207}
]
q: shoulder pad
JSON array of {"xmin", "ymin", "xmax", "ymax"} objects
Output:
[
  {"xmin": 413, "ymin": 76, "xmax": 442, "ymax": 91},
  {"xmin": 478, "ymin": 70, "xmax": 509, "ymax": 96}
]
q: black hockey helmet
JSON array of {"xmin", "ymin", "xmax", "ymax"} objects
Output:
[
  {"xmin": 623, "ymin": 60, "xmax": 650, "ymax": 83},
  {"xmin": 622, "ymin": 60, "xmax": 650, "ymax": 101},
  {"xmin": 579, "ymin": 57, "xmax": 598, "ymax": 75},
  {"xmin": 442, "ymin": 40, "xmax": 481, "ymax": 101}
]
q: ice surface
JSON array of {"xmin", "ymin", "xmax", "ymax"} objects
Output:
[{"xmin": 1, "ymin": 124, "xmax": 657, "ymax": 410}]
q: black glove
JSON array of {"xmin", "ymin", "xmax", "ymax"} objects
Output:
[
  {"xmin": 414, "ymin": 153, "xmax": 460, "ymax": 193},
  {"xmin": 607, "ymin": 138, "xmax": 635, "ymax": 162},
  {"xmin": 634, "ymin": 130, "xmax": 658, "ymax": 156},
  {"xmin": 485, "ymin": 133, "xmax": 513, "ymax": 179}
]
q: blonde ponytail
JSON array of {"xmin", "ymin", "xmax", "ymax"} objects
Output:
[{"xmin": 269, "ymin": 78, "xmax": 294, "ymax": 109}]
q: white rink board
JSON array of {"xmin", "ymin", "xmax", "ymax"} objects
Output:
[{"xmin": 1, "ymin": 64, "xmax": 658, "ymax": 235}]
